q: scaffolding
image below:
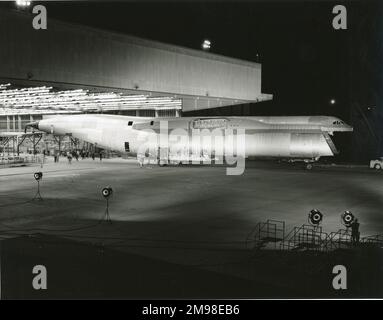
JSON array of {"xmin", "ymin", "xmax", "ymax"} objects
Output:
[
  {"xmin": 323, "ymin": 229, "xmax": 353, "ymax": 251},
  {"xmin": 246, "ymin": 219, "xmax": 285, "ymax": 250},
  {"xmin": 361, "ymin": 234, "xmax": 383, "ymax": 247},
  {"xmin": 280, "ymin": 224, "xmax": 329, "ymax": 252},
  {"xmin": 0, "ymin": 132, "xmax": 44, "ymax": 156},
  {"xmin": 247, "ymin": 219, "xmax": 383, "ymax": 252}
]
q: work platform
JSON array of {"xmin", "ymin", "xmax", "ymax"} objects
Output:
[{"xmin": 247, "ymin": 219, "xmax": 383, "ymax": 252}]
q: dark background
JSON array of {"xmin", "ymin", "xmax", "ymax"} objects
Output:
[{"xmin": 7, "ymin": 0, "xmax": 383, "ymax": 162}]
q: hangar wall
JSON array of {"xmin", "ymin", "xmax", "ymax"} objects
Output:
[{"xmin": 0, "ymin": 9, "xmax": 263, "ymax": 102}]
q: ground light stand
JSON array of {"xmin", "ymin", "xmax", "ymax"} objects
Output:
[
  {"xmin": 101, "ymin": 186, "xmax": 113, "ymax": 224},
  {"xmin": 33, "ymin": 180, "xmax": 43, "ymax": 201},
  {"xmin": 103, "ymin": 197, "xmax": 112, "ymax": 224},
  {"xmin": 33, "ymin": 172, "xmax": 43, "ymax": 201}
]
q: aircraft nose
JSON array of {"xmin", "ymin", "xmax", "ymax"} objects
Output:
[{"xmin": 344, "ymin": 123, "xmax": 353, "ymax": 132}]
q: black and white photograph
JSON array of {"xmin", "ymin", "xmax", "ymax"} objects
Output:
[{"xmin": 0, "ymin": 0, "xmax": 382, "ymax": 303}]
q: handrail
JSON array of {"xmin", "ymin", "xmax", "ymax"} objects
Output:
[
  {"xmin": 323, "ymin": 229, "xmax": 352, "ymax": 250},
  {"xmin": 281, "ymin": 224, "xmax": 328, "ymax": 251},
  {"xmin": 246, "ymin": 219, "xmax": 285, "ymax": 250},
  {"xmin": 362, "ymin": 234, "xmax": 383, "ymax": 246},
  {"xmin": 247, "ymin": 220, "xmax": 383, "ymax": 252}
]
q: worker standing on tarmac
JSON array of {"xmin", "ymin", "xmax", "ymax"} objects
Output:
[
  {"xmin": 137, "ymin": 152, "xmax": 144, "ymax": 168},
  {"xmin": 67, "ymin": 152, "xmax": 73, "ymax": 165},
  {"xmin": 350, "ymin": 219, "xmax": 360, "ymax": 246}
]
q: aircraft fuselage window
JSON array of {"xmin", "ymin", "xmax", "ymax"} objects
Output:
[
  {"xmin": 128, "ymin": 121, "xmax": 133, "ymax": 126},
  {"xmin": 125, "ymin": 142, "xmax": 130, "ymax": 152},
  {"xmin": 150, "ymin": 121, "xmax": 154, "ymax": 125}
]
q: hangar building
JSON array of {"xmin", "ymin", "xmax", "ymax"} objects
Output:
[{"xmin": 0, "ymin": 6, "xmax": 271, "ymax": 155}]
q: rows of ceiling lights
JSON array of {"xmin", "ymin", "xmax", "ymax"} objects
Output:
[{"xmin": 0, "ymin": 84, "xmax": 182, "ymax": 115}]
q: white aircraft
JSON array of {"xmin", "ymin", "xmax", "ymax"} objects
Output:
[{"xmin": 27, "ymin": 114, "xmax": 352, "ymax": 169}]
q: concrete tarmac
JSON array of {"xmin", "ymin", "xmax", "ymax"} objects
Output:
[{"xmin": 0, "ymin": 157, "xmax": 382, "ymax": 298}]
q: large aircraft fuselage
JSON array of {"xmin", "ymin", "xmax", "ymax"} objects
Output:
[{"xmin": 34, "ymin": 114, "xmax": 352, "ymax": 160}]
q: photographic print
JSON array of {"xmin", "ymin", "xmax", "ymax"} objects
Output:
[{"xmin": 0, "ymin": 0, "xmax": 381, "ymax": 304}]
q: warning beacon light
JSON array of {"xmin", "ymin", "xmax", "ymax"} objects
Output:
[{"xmin": 202, "ymin": 39, "xmax": 211, "ymax": 51}]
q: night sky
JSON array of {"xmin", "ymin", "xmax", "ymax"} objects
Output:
[{"xmin": 4, "ymin": 0, "xmax": 383, "ymax": 160}]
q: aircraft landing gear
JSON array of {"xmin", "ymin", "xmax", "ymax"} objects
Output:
[
  {"xmin": 303, "ymin": 157, "xmax": 319, "ymax": 170},
  {"xmin": 305, "ymin": 163, "xmax": 313, "ymax": 170}
]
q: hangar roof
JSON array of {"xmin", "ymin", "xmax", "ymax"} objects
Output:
[{"xmin": 0, "ymin": 8, "xmax": 272, "ymax": 112}]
